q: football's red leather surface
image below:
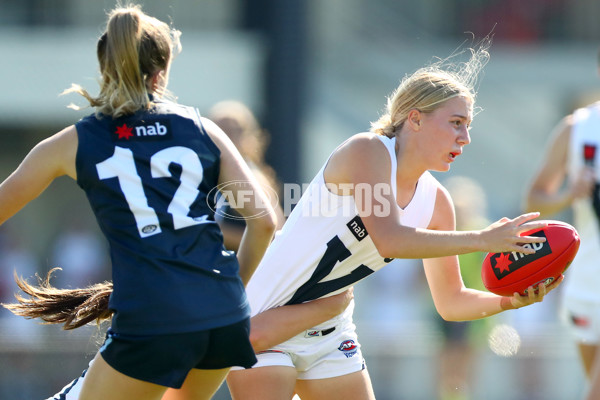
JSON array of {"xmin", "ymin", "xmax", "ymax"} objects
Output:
[{"xmin": 482, "ymin": 220, "xmax": 580, "ymax": 296}]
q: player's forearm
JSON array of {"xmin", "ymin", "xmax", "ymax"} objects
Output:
[
  {"xmin": 525, "ymin": 189, "xmax": 573, "ymax": 218},
  {"xmin": 249, "ymin": 291, "xmax": 352, "ymax": 352},
  {"xmin": 435, "ymin": 288, "xmax": 511, "ymax": 321},
  {"xmin": 378, "ymin": 227, "xmax": 484, "ymax": 259},
  {"xmin": 236, "ymin": 215, "xmax": 276, "ymax": 286}
]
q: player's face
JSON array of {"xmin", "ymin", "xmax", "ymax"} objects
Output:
[{"xmin": 418, "ymin": 96, "xmax": 473, "ymax": 172}]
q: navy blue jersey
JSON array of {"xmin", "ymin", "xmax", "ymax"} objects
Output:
[{"xmin": 75, "ymin": 100, "xmax": 249, "ymax": 335}]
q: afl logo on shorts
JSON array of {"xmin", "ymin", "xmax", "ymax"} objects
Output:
[{"xmin": 338, "ymin": 339, "xmax": 358, "ymax": 358}]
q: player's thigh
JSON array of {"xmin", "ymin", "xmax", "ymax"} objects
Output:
[
  {"xmin": 227, "ymin": 366, "xmax": 297, "ymax": 400},
  {"xmin": 162, "ymin": 368, "xmax": 230, "ymax": 400},
  {"xmin": 295, "ymin": 369, "xmax": 375, "ymax": 400},
  {"xmin": 79, "ymin": 353, "xmax": 166, "ymax": 400}
]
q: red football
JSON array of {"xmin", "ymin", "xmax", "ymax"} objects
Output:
[{"xmin": 481, "ymin": 220, "xmax": 580, "ymax": 296}]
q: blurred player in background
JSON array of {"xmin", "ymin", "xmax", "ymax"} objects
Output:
[
  {"xmin": 0, "ymin": 4, "xmax": 280, "ymax": 400},
  {"xmin": 208, "ymin": 100, "xmax": 285, "ymax": 251},
  {"xmin": 225, "ymin": 39, "xmax": 563, "ymax": 400},
  {"xmin": 524, "ymin": 49, "xmax": 600, "ymax": 400}
]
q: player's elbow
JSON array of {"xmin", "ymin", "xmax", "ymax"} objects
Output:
[
  {"xmin": 247, "ymin": 210, "xmax": 277, "ymax": 238},
  {"xmin": 370, "ymin": 224, "xmax": 418, "ymax": 259},
  {"xmin": 372, "ymin": 237, "xmax": 397, "ymax": 259},
  {"xmin": 249, "ymin": 325, "xmax": 271, "ymax": 353},
  {"xmin": 434, "ymin": 303, "xmax": 462, "ymax": 322},
  {"xmin": 438, "ymin": 311, "xmax": 462, "ymax": 322}
]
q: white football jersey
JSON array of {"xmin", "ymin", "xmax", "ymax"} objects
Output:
[
  {"xmin": 245, "ymin": 134, "xmax": 439, "ymax": 317},
  {"xmin": 565, "ymin": 103, "xmax": 600, "ymax": 302}
]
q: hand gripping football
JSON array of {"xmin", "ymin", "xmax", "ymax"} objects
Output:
[{"xmin": 481, "ymin": 220, "xmax": 580, "ymax": 296}]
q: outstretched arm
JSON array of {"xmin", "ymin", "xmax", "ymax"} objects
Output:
[
  {"xmin": 324, "ymin": 133, "xmax": 548, "ymax": 259},
  {"xmin": 249, "ymin": 288, "xmax": 354, "ymax": 352}
]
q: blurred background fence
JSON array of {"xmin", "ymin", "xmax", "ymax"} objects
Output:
[{"xmin": 0, "ymin": 0, "xmax": 597, "ymax": 399}]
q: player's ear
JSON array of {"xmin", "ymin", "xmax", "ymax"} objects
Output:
[{"xmin": 407, "ymin": 109, "xmax": 422, "ymax": 131}]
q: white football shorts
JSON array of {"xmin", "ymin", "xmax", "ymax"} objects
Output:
[{"xmin": 235, "ymin": 316, "xmax": 366, "ymax": 380}]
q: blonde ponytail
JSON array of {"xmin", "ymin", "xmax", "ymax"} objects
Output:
[{"xmin": 64, "ymin": 4, "xmax": 181, "ymax": 118}]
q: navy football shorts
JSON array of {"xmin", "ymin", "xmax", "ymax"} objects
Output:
[{"xmin": 99, "ymin": 318, "xmax": 256, "ymax": 388}]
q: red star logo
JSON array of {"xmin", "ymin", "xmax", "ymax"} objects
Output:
[
  {"xmin": 115, "ymin": 123, "xmax": 133, "ymax": 140},
  {"xmin": 493, "ymin": 252, "xmax": 513, "ymax": 274}
]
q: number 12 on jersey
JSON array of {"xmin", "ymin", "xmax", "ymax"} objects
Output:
[{"xmin": 96, "ymin": 146, "xmax": 208, "ymax": 238}]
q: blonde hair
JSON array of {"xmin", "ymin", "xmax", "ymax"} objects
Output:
[
  {"xmin": 64, "ymin": 3, "xmax": 181, "ymax": 118},
  {"xmin": 371, "ymin": 40, "xmax": 491, "ymax": 137}
]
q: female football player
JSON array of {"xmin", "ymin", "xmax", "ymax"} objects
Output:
[
  {"xmin": 0, "ymin": 4, "xmax": 279, "ymax": 400},
  {"xmin": 225, "ymin": 39, "xmax": 562, "ymax": 400}
]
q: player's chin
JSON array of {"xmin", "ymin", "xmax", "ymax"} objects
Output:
[
  {"xmin": 432, "ymin": 162, "xmax": 452, "ymax": 173},
  {"xmin": 436, "ymin": 155, "xmax": 457, "ymax": 171}
]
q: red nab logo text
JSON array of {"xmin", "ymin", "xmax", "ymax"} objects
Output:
[
  {"xmin": 338, "ymin": 339, "xmax": 358, "ymax": 358},
  {"xmin": 113, "ymin": 120, "xmax": 172, "ymax": 141}
]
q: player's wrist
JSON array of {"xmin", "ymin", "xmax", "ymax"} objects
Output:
[{"xmin": 500, "ymin": 296, "xmax": 516, "ymax": 311}]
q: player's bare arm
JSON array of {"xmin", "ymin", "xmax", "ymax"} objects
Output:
[
  {"xmin": 0, "ymin": 125, "xmax": 77, "ymax": 225},
  {"xmin": 526, "ymin": 115, "xmax": 595, "ymax": 216},
  {"xmin": 202, "ymin": 117, "xmax": 276, "ymax": 285},
  {"xmin": 324, "ymin": 133, "xmax": 547, "ymax": 258},
  {"xmin": 423, "ymin": 185, "xmax": 562, "ymax": 320},
  {"xmin": 249, "ymin": 288, "xmax": 354, "ymax": 352}
]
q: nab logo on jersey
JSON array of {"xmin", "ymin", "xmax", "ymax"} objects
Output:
[
  {"xmin": 489, "ymin": 230, "xmax": 551, "ymax": 280},
  {"xmin": 113, "ymin": 119, "xmax": 172, "ymax": 141},
  {"xmin": 346, "ymin": 215, "xmax": 368, "ymax": 242}
]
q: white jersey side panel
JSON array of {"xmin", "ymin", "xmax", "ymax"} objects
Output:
[
  {"xmin": 564, "ymin": 103, "xmax": 600, "ymax": 302},
  {"xmin": 245, "ymin": 134, "xmax": 438, "ymax": 317}
]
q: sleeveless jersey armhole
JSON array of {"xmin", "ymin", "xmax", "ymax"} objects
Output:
[{"xmin": 374, "ymin": 135, "xmax": 398, "ymax": 200}]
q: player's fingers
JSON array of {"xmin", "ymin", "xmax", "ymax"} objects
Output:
[
  {"xmin": 526, "ymin": 285, "xmax": 536, "ymax": 302},
  {"xmin": 512, "ymin": 238, "xmax": 545, "ymax": 254},
  {"xmin": 517, "ymin": 233, "xmax": 547, "ymax": 243},
  {"xmin": 546, "ymin": 275, "xmax": 564, "ymax": 292},
  {"xmin": 537, "ymin": 282, "xmax": 548, "ymax": 298},
  {"xmin": 512, "ymin": 292, "xmax": 524, "ymax": 308},
  {"xmin": 345, "ymin": 287, "xmax": 355, "ymax": 300},
  {"xmin": 513, "ymin": 212, "xmax": 541, "ymax": 226},
  {"xmin": 517, "ymin": 222, "xmax": 548, "ymax": 234}
]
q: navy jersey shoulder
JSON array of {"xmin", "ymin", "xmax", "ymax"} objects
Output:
[{"xmin": 75, "ymin": 100, "xmax": 249, "ymax": 335}]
